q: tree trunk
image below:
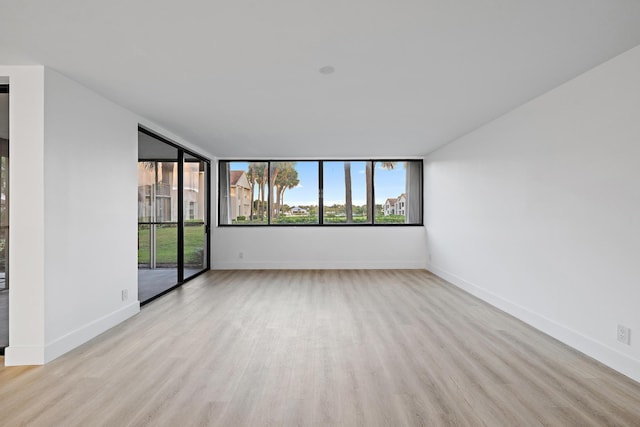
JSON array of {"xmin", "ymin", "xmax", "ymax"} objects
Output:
[
  {"xmin": 281, "ymin": 186, "xmax": 288, "ymax": 210},
  {"xmin": 258, "ymin": 182, "xmax": 265, "ymax": 221},
  {"xmin": 270, "ymin": 167, "xmax": 279, "ymax": 218},
  {"xmin": 249, "ymin": 181, "xmax": 255, "ymax": 220},
  {"xmin": 344, "ymin": 161, "xmax": 353, "ymax": 223},
  {"xmin": 275, "ymin": 185, "xmax": 282, "ymax": 218},
  {"xmin": 260, "ymin": 164, "xmax": 268, "ymax": 220}
]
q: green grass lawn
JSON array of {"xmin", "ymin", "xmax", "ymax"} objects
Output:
[{"xmin": 138, "ymin": 224, "xmax": 205, "ymax": 267}]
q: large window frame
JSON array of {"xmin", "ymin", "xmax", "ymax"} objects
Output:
[{"xmin": 218, "ymin": 159, "xmax": 423, "ymax": 227}]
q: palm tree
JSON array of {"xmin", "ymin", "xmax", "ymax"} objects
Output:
[
  {"xmin": 365, "ymin": 162, "xmax": 373, "ymax": 223},
  {"xmin": 260, "ymin": 163, "xmax": 269, "ymax": 220},
  {"xmin": 275, "ymin": 164, "xmax": 299, "ymax": 215},
  {"xmin": 380, "ymin": 161, "xmax": 398, "ymax": 170},
  {"xmin": 269, "ymin": 161, "xmax": 292, "ymax": 218},
  {"xmin": 246, "ymin": 162, "xmax": 266, "ymax": 221}
]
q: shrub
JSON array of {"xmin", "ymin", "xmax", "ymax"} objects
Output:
[{"xmin": 272, "ymin": 216, "xmax": 319, "ymax": 224}]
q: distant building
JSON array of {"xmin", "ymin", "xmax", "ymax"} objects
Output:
[
  {"xmin": 137, "ymin": 162, "xmax": 205, "ymax": 222},
  {"xmin": 383, "ymin": 198, "xmax": 397, "ymax": 215},
  {"xmin": 383, "ymin": 193, "xmax": 406, "ymax": 216},
  {"xmin": 396, "ymin": 193, "xmax": 406, "ymax": 216},
  {"xmin": 230, "ymin": 170, "xmax": 251, "ymax": 220},
  {"xmin": 290, "ymin": 206, "xmax": 308, "ymax": 215}
]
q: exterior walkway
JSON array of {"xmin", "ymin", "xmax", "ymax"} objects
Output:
[{"xmin": 138, "ymin": 268, "xmax": 201, "ymax": 303}]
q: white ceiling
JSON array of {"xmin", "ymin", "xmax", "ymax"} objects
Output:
[{"xmin": 2, "ymin": 1, "xmax": 640, "ymax": 158}]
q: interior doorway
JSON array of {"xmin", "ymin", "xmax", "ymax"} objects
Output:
[{"xmin": 137, "ymin": 128, "xmax": 209, "ymax": 304}]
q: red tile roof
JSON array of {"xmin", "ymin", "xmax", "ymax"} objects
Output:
[{"xmin": 230, "ymin": 170, "xmax": 245, "ymax": 186}]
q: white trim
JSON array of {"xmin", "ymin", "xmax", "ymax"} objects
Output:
[
  {"xmin": 4, "ymin": 345, "xmax": 46, "ymax": 366},
  {"xmin": 43, "ymin": 302, "xmax": 140, "ymax": 363},
  {"xmin": 213, "ymin": 260, "xmax": 426, "ymax": 270},
  {"xmin": 428, "ymin": 264, "xmax": 640, "ymax": 383},
  {"xmin": 5, "ymin": 302, "xmax": 140, "ymax": 365}
]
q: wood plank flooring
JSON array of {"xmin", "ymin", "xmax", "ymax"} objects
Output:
[{"xmin": 1, "ymin": 270, "xmax": 639, "ymax": 426}]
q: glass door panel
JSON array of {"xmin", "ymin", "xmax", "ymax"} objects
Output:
[
  {"xmin": 183, "ymin": 157, "xmax": 207, "ymax": 280},
  {"xmin": 138, "ymin": 133, "xmax": 179, "ymax": 303}
]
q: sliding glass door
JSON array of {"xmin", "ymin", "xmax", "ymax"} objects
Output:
[
  {"xmin": 0, "ymin": 85, "xmax": 8, "ymax": 352},
  {"xmin": 138, "ymin": 129, "xmax": 209, "ymax": 304}
]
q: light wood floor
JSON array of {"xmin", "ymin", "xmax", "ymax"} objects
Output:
[{"xmin": 1, "ymin": 270, "xmax": 639, "ymax": 426}]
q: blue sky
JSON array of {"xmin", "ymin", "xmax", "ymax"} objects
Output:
[{"xmin": 229, "ymin": 161, "xmax": 406, "ymax": 206}]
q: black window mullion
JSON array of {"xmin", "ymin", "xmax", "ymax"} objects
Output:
[
  {"xmin": 371, "ymin": 160, "xmax": 376, "ymax": 224},
  {"xmin": 177, "ymin": 150, "xmax": 184, "ymax": 284},
  {"xmin": 206, "ymin": 161, "xmax": 211, "ymax": 269},
  {"xmin": 319, "ymin": 161, "xmax": 324, "ymax": 224},
  {"xmin": 267, "ymin": 161, "xmax": 272, "ymax": 225}
]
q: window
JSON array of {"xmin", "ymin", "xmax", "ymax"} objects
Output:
[
  {"xmin": 189, "ymin": 201, "xmax": 195, "ymax": 220},
  {"xmin": 323, "ymin": 161, "xmax": 371, "ymax": 224},
  {"xmin": 269, "ymin": 161, "xmax": 319, "ymax": 224},
  {"xmin": 219, "ymin": 160, "xmax": 422, "ymax": 226},
  {"xmin": 374, "ymin": 161, "xmax": 422, "ymax": 224},
  {"xmin": 220, "ymin": 161, "xmax": 319, "ymax": 225}
]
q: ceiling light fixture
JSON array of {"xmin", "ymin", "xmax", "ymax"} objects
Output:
[{"xmin": 319, "ymin": 65, "xmax": 335, "ymax": 75}]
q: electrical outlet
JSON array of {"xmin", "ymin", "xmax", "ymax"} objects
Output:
[
  {"xmin": 617, "ymin": 325, "xmax": 631, "ymax": 345},
  {"xmin": 239, "ymin": 252, "xmax": 244, "ymax": 259},
  {"xmin": 122, "ymin": 289, "xmax": 128, "ymax": 301}
]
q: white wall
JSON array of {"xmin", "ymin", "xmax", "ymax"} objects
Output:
[
  {"xmin": 211, "ymin": 159, "xmax": 428, "ymax": 269},
  {"xmin": 41, "ymin": 69, "xmax": 141, "ymax": 361},
  {"xmin": 1, "ymin": 66, "xmax": 211, "ymax": 365},
  {"xmin": 425, "ymin": 45, "xmax": 640, "ymax": 381},
  {"xmin": 213, "ymin": 226, "xmax": 427, "ymax": 270}
]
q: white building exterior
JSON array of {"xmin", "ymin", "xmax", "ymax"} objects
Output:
[{"xmin": 383, "ymin": 193, "xmax": 406, "ymax": 216}]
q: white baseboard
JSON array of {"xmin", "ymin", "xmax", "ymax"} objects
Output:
[
  {"xmin": 4, "ymin": 345, "xmax": 46, "ymax": 366},
  {"xmin": 4, "ymin": 302, "xmax": 140, "ymax": 366},
  {"xmin": 428, "ymin": 264, "xmax": 640, "ymax": 383},
  {"xmin": 212, "ymin": 260, "xmax": 427, "ymax": 270},
  {"xmin": 43, "ymin": 301, "xmax": 140, "ymax": 364}
]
